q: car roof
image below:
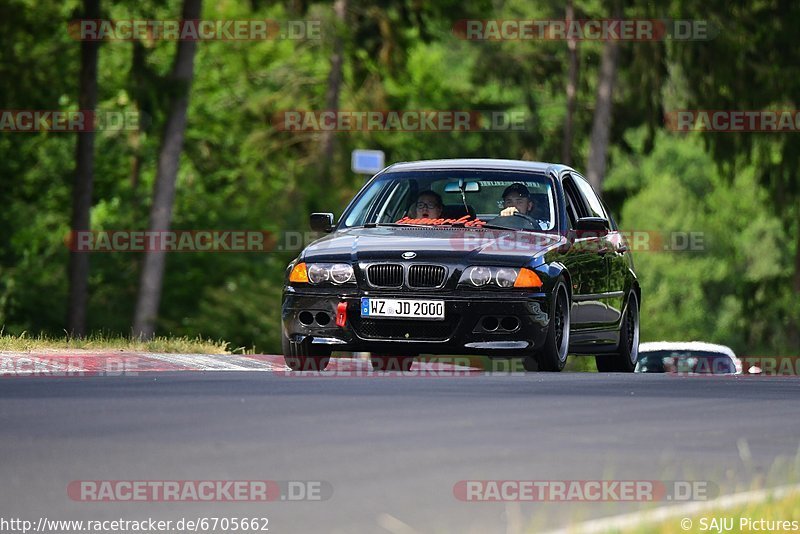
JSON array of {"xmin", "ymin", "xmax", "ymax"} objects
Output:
[
  {"xmin": 383, "ymin": 158, "xmax": 572, "ymax": 175},
  {"xmin": 639, "ymin": 341, "xmax": 737, "ymax": 358}
]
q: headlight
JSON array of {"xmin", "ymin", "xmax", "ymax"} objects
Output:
[
  {"xmin": 330, "ymin": 263, "xmax": 355, "ymax": 284},
  {"xmin": 307, "ymin": 264, "xmax": 329, "ymax": 284},
  {"xmin": 468, "ymin": 266, "xmax": 491, "ymax": 286},
  {"xmin": 459, "ymin": 266, "xmax": 542, "ymax": 288},
  {"xmin": 495, "ymin": 268, "xmax": 517, "ymax": 288},
  {"xmin": 306, "ymin": 263, "xmax": 354, "ymax": 285}
]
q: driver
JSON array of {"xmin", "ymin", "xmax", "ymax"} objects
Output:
[
  {"xmin": 498, "ymin": 183, "xmax": 548, "ymax": 230},
  {"xmin": 499, "ymin": 183, "xmax": 533, "ymax": 216}
]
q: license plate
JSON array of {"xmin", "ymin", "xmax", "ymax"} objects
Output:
[{"xmin": 360, "ymin": 298, "xmax": 445, "ymax": 320}]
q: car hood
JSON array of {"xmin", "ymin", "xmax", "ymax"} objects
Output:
[{"xmin": 300, "ymin": 226, "xmax": 564, "ymax": 266}]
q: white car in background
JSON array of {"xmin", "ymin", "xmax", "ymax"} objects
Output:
[{"xmin": 635, "ymin": 341, "xmax": 744, "ymax": 375}]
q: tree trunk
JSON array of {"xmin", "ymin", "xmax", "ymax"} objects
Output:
[
  {"xmin": 585, "ymin": 4, "xmax": 621, "ymax": 194},
  {"xmin": 129, "ymin": 40, "xmax": 147, "ymax": 195},
  {"xmin": 132, "ymin": 0, "xmax": 202, "ymax": 338},
  {"xmin": 318, "ymin": 0, "xmax": 347, "ymax": 182},
  {"xmin": 67, "ymin": 0, "xmax": 101, "ymax": 337},
  {"xmin": 562, "ymin": 0, "xmax": 579, "ymax": 166},
  {"xmin": 790, "ymin": 212, "xmax": 800, "ymax": 350}
]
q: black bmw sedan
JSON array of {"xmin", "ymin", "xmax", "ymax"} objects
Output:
[{"xmin": 282, "ymin": 159, "xmax": 640, "ymax": 372}]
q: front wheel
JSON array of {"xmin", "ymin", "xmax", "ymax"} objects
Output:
[
  {"xmin": 595, "ymin": 291, "xmax": 640, "ymax": 372},
  {"xmin": 535, "ymin": 283, "xmax": 570, "ymax": 372},
  {"xmin": 282, "ymin": 333, "xmax": 331, "ymax": 371}
]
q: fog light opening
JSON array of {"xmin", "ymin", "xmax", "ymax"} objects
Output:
[
  {"xmin": 482, "ymin": 316, "xmax": 499, "ymax": 332},
  {"xmin": 500, "ymin": 316, "xmax": 520, "ymax": 331},
  {"xmin": 298, "ymin": 311, "xmax": 315, "ymax": 326}
]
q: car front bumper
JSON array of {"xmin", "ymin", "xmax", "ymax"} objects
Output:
[{"xmin": 281, "ymin": 287, "xmax": 552, "ymax": 356}]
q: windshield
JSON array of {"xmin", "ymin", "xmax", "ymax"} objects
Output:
[
  {"xmin": 635, "ymin": 350, "xmax": 736, "ymax": 374},
  {"xmin": 341, "ymin": 170, "xmax": 556, "ymax": 231}
]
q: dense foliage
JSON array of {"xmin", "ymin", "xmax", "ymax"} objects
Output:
[{"xmin": 1, "ymin": 0, "xmax": 797, "ymax": 356}]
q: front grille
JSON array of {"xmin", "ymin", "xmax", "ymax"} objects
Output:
[
  {"xmin": 367, "ymin": 264, "xmax": 403, "ymax": 287},
  {"xmin": 351, "ymin": 314, "xmax": 461, "ymax": 341},
  {"xmin": 408, "ymin": 265, "xmax": 447, "ymax": 288}
]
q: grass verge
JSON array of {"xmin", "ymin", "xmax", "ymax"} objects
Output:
[
  {"xmin": 620, "ymin": 489, "xmax": 800, "ymax": 534},
  {"xmin": 0, "ymin": 332, "xmax": 230, "ymax": 354}
]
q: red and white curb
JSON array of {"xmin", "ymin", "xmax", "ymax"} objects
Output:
[{"xmin": 0, "ymin": 351, "xmax": 478, "ymax": 376}]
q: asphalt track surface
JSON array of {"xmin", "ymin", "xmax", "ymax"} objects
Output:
[{"xmin": 1, "ymin": 354, "xmax": 799, "ymax": 534}]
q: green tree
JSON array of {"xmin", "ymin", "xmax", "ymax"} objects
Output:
[
  {"xmin": 671, "ymin": 0, "xmax": 800, "ymax": 350},
  {"xmin": 133, "ymin": 0, "xmax": 203, "ymax": 338},
  {"xmin": 67, "ymin": 0, "xmax": 101, "ymax": 336}
]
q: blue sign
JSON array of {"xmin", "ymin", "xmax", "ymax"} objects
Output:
[{"xmin": 351, "ymin": 150, "xmax": 385, "ymax": 175}]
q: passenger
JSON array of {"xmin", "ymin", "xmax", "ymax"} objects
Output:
[{"xmin": 413, "ymin": 191, "xmax": 444, "ymax": 219}]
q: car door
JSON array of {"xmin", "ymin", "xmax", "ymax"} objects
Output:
[
  {"xmin": 602, "ymin": 210, "xmax": 632, "ymax": 324},
  {"xmin": 559, "ymin": 173, "xmax": 610, "ymax": 329},
  {"xmin": 569, "ymin": 173, "xmax": 624, "ymax": 326}
]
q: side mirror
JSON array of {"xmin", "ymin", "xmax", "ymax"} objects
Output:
[
  {"xmin": 574, "ymin": 217, "xmax": 609, "ymax": 236},
  {"xmin": 310, "ymin": 213, "xmax": 334, "ymax": 232}
]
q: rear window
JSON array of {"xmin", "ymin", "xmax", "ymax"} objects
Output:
[{"xmin": 636, "ymin": 350, "xmax": 736, "ymax": 374}]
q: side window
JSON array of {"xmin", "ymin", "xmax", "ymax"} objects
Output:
[
  {"xmin": 572, "ymin": 175, "xmax": 608, "ymax": 220},
  {"xmin": 561, "ymin": 176, "xmax": 584, "ymax": 228},
  {"xmin": 377, "ymin": 180, "xmax": 411, "ymax": 222},
  {"xmin": 344, "ymin": 178, "xmax": 390, "ymax": 227}
]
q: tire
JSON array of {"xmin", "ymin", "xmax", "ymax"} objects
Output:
[
  {"xmin": 370, "ymin": 355, "xmax": 414, "ymax": 372},
  {"xmin": 595, "ymin": 291, "xmax": 640, "ymax": 373},
  {"xmin": 522, "ymin": 356, "xmax": 539, "ymax": 372},
  {"xmin": 535, "ymin": 283, "xmax": 570, "ymax": 372},
  {"xmin": 282, "ymin": 332, "xmax": 331, "ymax": 371}
]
